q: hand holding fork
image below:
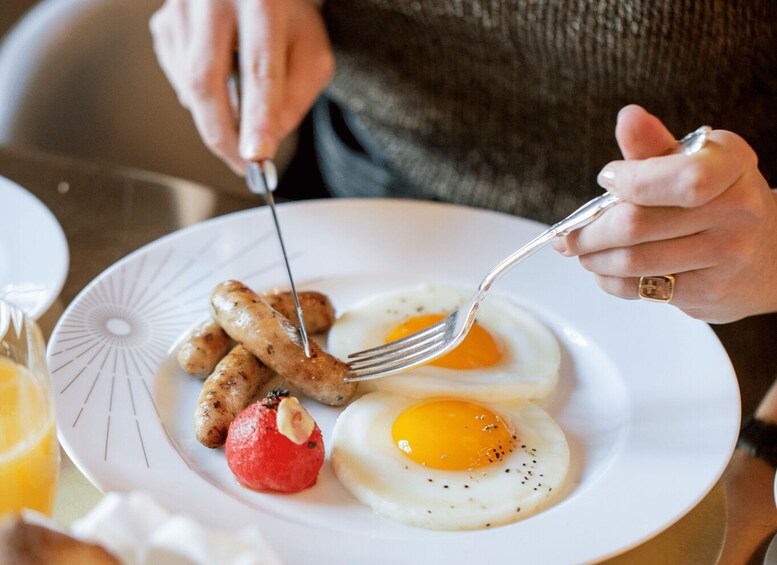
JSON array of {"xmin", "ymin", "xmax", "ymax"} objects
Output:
[{"xmin": 346, "ymin": 125, "xmax": 712, "ymax": 382}]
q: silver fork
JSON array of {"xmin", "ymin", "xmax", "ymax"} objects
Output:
[{"xmin": 345, "ymin": 125, "xmax": 712, "ymax": 382}]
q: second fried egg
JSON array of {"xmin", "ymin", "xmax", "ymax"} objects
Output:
[{"xmin": 331, "ymin": 392, "xmax": 570, "ymax": 530}]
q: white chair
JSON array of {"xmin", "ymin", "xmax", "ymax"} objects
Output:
[{"xmin": 0, "ymin": 0, "xmax": 294, "ymax": 198}]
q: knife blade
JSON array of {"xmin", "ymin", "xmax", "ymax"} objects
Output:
[{"xmin": 245, "ymin": 160, "xmax": 311, "ymax": 358}]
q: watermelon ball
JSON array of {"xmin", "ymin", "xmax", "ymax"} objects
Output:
[{"xmin": 226, "ymin": 391, "xmax": 325, "ymax": 493}]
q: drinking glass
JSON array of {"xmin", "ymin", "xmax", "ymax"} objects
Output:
[{"xmin": 0, "ymin": 299, "xmax": 59, "ymax": 515}]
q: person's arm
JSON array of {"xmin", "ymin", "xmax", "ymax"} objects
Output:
[
  {"xmin": 149, "ymin": 0, "xmax": 334, "ymax": 174},
  {"xmin": 718, "ymin": 380, "xmax": 777, "ymax": 563}
]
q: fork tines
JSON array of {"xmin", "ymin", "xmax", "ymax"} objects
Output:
[{"xmin": 345, "ymin": 319, "xmax": 452, "ymax": 382}]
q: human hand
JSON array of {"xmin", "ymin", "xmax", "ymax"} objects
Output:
[
  {"xmin": 554, "ymin": 105, "xmax": 777, "ymax": 323},
  {"xmin": 149, "ymin": 0, "xmax": 334, "ymax": 174}
]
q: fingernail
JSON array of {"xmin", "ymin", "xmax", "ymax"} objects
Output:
[
  {"xmin": 240, "ymin": 138, "xmax": 275, "ymax": 160},
  {"xmin": 597, "ymin": 166, "xmax": 615, "ymax": 189},
  {"xmin": 616, "ymin": 104, "xmax": 642, "ymax": 123},
  {"xmin": 551, "ymin": 239, "xmax": 567, "ymax": 255},
  {"xmin": 239, "ymin": 139, "xmax": 257, "ymax": 160}
]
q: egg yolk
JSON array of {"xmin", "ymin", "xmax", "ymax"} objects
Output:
[
  {"xmin": 391, "ymin": 400, "xmax": 516, "ymax": 470},
  {"xmin": 385, "ymin": 314, "xmax": 503, "ymax": 369}
]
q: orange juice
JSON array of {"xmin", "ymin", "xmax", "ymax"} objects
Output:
[{"xmin": 0, "ymin": 357, "xmax": 59, "ymax": 515}]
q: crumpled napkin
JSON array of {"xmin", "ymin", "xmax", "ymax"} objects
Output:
[{"xmin": 69, "ymin": 491, "xmax": 283, "ymax": 565}]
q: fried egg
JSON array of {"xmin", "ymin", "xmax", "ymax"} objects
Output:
[
  {"xmin": 327, "ymin": 284, "xmax": 560, "ymax": 401},
  {"xmin": 331, "ymin": 392, "xmax": 569, "ymax": 530}
]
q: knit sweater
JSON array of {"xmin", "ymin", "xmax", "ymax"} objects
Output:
[{"xmin": 322, "ymin": 0, "xmax": 777, "ymax": 224}]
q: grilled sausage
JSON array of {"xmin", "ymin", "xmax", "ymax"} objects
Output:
[
  {"xmin": 210, "ymin": 280, "xmax": 356, "ymax": 406},
  {"xmin": 177, "ymin": 320, "xmax": 232, "ymax": 379},
  {"xmin": 266, "ymin": 291, "xmax": 336, "ymax": 334},
  {"xmin": 194, "ymin": 344, "xmax": 275, "ymax": 448},
  {"xmin": 177, "ymin": 291, "xmax": 332, "ymax": 378}
]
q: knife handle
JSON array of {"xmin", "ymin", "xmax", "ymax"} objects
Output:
[{"xmin": 247, "ymin": 161, "xmax": 278, "ymax": 194}]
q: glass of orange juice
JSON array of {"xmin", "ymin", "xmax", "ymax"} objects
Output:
[{"xmin": 0, "ymin": 299, "xmax": 59, "ymax": 516}]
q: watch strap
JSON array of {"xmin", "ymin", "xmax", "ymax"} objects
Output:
[{"xmin": 738, "ymin": 416, "xmax": 777, "ymax": 468}]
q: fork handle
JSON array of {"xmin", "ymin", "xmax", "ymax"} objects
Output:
[
  {"xmin": 478, "ymin": 125, "xmax": 712, "ymax": 296},
  {"xmin": 550, "ymin": 191, "xmax": 621, "ymax": 237}
]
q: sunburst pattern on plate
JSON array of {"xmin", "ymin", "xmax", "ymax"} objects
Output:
[{"xmin": 49, "ymin": 216, "xmax": 293, "ymax": 469}]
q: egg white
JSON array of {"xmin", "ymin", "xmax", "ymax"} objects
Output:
[
  {"xmin": 331, "ymin": 392, "xmax": 569, "ymax": 530},
  {"xmin": 327, "ymin": 284, "xmax": 560, "ymax": 401}
]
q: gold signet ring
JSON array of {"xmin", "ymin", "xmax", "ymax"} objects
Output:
[{"xmin": 638, "ymin": 275, "xmax": 675, "ymax": 303}]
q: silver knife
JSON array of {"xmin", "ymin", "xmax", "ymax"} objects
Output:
[
  {"xmin": 245, "ymin": 160, "xmax": 311, "ymax": 358},
  {"xmin": 227, "ymin": 63, "xmax": 311, "ymax": 358}
]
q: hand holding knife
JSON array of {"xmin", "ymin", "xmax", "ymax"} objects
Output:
[{"xmin": 230, "ymin": 66, "xmax": 311, "ymax": 358}]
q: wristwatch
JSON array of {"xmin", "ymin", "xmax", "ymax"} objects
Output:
[{"xmin": 737, "ymin": 415, "xmax": 777, "ymax": 468}]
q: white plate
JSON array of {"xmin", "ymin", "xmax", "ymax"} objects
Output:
[
  {"xmin": 47, "ymin": 199, "xmax": 740, "ymax": 564},
  {"xmin": 1, "ymin": 176, "xmax": 69, "ymax": 318}
]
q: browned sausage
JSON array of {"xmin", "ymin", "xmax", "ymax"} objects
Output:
[
  {"xmin": 177, "ymin": 291, "xmax": 331, "ymax": 378},
  {"xmin": 265, "ymin": 291, "xmax": 336, "ymax": 334},
  {"xmin": 194, "ymin": 344, "xmax": 275, "ymax": 448},
  {"xmin": 177, "ymin": 320, "xmax": 232, "ymax": 379},
  {"xmin": 210, "ymin": 280, "xmax": 356, "ymax": 406}
]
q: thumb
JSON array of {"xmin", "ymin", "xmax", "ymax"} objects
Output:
[{"xmin": 615, "ymin": 104, "xmax": 677, "ymax": 160}]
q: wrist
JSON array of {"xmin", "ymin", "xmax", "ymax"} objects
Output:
[{"xmin": 737, "ymin": 415, "xmax": 777, "ymax": 467}]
